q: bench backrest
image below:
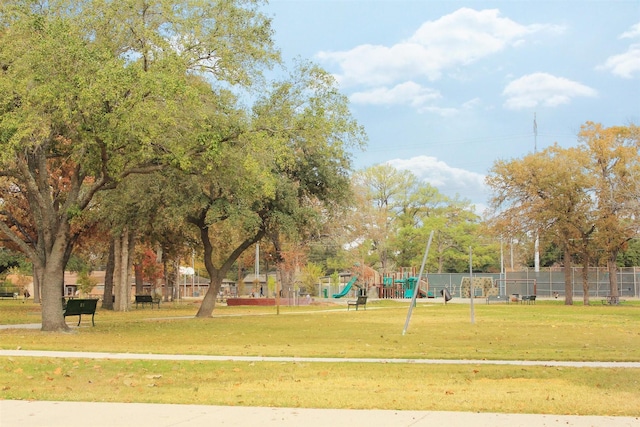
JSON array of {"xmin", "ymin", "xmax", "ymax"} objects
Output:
[
  {"xmin": 357, "ymin": 296, "xmax": 367, "ymax": 304},
  {"xmin": 64, "ymin": 299, "xmax": 98, "ymax": 315},
  {"xmin": 136, "ymin": 295, "xmax": 153, "ymax": 302}
]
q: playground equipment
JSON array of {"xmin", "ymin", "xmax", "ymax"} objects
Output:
[
  {"xmin": 401, "ymin": 277, "xmax": 419, "ymax": 298},
  {"xmin": 461, "ymin": 277, "xmax": 498, "ymax": 298},
  {"xmin": 332, "ymin": 275, "xmax": 359, "ymax": 298},
  {"xmin": 381, "ymin": 275, "xmax": 429, "ymax": 299}
]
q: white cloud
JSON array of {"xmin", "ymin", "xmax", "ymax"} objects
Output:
[
  {"xmin": 317, "ymin": 8, "xmax": 562, "ymax": 88},
  {"xmin": 349, "ymin": 81, "xmax": 441, "ymax": 107},
  {"xmin": 502, "ymin": 72, "xmax": 597, "ymax": 110},
  {"xmin": 620, "ymin": 22, "xmax": 640, "ymax": 39},
  {"xmin": 598, "ymin": 23, "xmax": 640, "ymax": 78},
  {"xmin": 599, "ymin": 45, "xmax": 640, "ymax": 78},
  {"xmin": 418, "ymin": 105, "xmax": 459, "ymax": 117},
  {"xmin": 387, "ymin": 156, "xmax": 488, "ymax": 207},
  {"xmin": 462, "ymin": 98, "xmax": 482, "ymax": 110}
]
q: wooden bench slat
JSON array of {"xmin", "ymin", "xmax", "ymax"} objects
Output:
[
  {"xmin": 347, "ymin": 296, "xmax": 367, "ymax": 311},
  {"xmin": 0, "ymin": 292, "xmax": 17, "ymax": 299},
  {"xmin": 63, "ymin": 298, "xmax": 98, "ymax": 326},
  {"xmin": 135, "ymin": 295, "xmax": 160, "ymax": 309}
]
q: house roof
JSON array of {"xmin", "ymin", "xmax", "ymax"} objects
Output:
[{"xmin": 242, "ymin": 273, "xmax": 277, "ymax": 284}]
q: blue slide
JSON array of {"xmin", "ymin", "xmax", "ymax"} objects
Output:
[{"xmin": 332, "ymin": 276, "xmax": 358, "ymax": 298}]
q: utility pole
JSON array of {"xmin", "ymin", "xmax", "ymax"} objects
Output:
[{"xmin": 534, "ymin": 112, "xmax": 538, "ymax": 153}]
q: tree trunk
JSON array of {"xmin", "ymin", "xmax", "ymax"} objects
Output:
[
  {"xmin": 41, "ymin": 271, "xmax": 68, "ymax": 331},
  {"xmin": 112, "ymin": 234, "xmax": 123, "ymax": 309},
  {"xmin": 563, "ymin": 246, "xmax": 573, "ymax": 305},
  {"xmin": 102, "ymin": 239, "xmax": 115, "ymax": 310},
  {"xmin": 32, "ymin": 265, "xmax": 42, "ymax": 304},
  {"xmin": 134, "ymin": 263, "xmax": 143, "ymax": 295},
  {"xmin": 113, "ymin": 229, "xmax": 132, "ymax": 312},
  {"xmin": 173, "ymin": 258, "xmax": 180, "ymax": 301},
  {"xmin": 40, "ymin": 248, "xmax": 70, "ymax": 331},
  {"xmin": 192, "ymin": 213, "xmax": 265, "ymax": 317},
  {"xmin": 582, "ymin": 254, "xmax": 590, "ymax": 306},
  {"xmin": 607, "ymin": 252, "xmax": 619, "ymax": 301},
  {"xmin": 581, "ymin": 265, "xmax": 590, "ymax": 305},
  {"xmin": 34, "ymin": 219, "xmax": 77, "ymax": 331},
  {"xmin": 197, "ymin": 281, "xmax": 218, "ymax": 317},
  {"xmin": 161, "ymin": 257, "xmax": 170, "ymax": 302},
  {"xmin": 196, "ymin": 270, "xmax": 224, "ymax": 317}
]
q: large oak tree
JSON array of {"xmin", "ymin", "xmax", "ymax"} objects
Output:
[
  {"xmin": 0, "ymin": 0, "xmax": 277, "ymax": 330},
  {"xmin": 177, "ymin": 62, "xmax": 366, "ymax": 318},
  {"xmin": 487, "ymin": 123, "xmax": 639, "ymax": 304},
  {"xmin": 580, "ymin": 122, "xmax": 640, "ymax": 301}
]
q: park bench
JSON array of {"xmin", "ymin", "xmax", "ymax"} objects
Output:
[
  {"xmin": 63, "ymin": 298, "xmax": 98, "ymax": 326},
  {"xmin": 347, "ymin": 295, "xmax": 367, "ymax": 311},
  {"xmin": 0, "ymin": 292, "xmax": 17, "ymax": 299},
  {"xmin": 521, "ymin": 295, "xmax": 537, "ymax": 304},
  {"xmin": 486, "ymin": 295, "xmax": 508, "ymax": 304},
  {"xmin": 135, "ymin": 294, "xmax": 160, "ymax": 309}
]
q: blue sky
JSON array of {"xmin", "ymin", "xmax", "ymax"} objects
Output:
[{"xmin": 263, "ymin": 1, "xmax": 640, "ymax": 212}]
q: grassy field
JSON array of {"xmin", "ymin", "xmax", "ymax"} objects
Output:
[{"xmin": 1, "ymin": 298, "xmax": 639, "ymax": 416}]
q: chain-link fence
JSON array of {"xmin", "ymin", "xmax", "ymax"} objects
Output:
[{"xmin": 420, "ymin": 267, "xmax": 639, "ymax": 299}]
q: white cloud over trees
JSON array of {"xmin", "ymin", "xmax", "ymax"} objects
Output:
[
  {"xmin": 349, "ymin": 81, "xmax": 441, "ymax": 107},
  {"xmin": 387, "ymin": 156, "xmax": 488, "ymax": 209},
  {"xmin": 317, "ymin": 8, "xmax": 560, "ymax": 88},
  {"xmin": 502, "ymin": 72, "xmax": 598, "ymax": 110},
  {"xmin": 316, "ymin": 8, "xmax": 563, "ymax": 116}
]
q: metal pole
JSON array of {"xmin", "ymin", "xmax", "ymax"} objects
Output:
[
  {"xmin": 402, "ymin": 230, "xmax": 434, "ymax": 336},
  {"xmin": 500, "ymin": 238, "xmax": 505, "ymax": 295},
  {"xmin": 534, "ymin": 113, "xmax": 540, "ymax": 273},
  {"xmin": 469, "ymin": 246, "xmax": 475, "ymax": 324},
  {"xmin": 191, "ymin": 249, "xmax": 195, "ymax": 296},
  {"xmin": 510, "ymin": 238, "xmax": 514, "ymax": 271}
]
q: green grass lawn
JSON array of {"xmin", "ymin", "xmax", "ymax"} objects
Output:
[{"xmin": 1, "ymin": 299, "xmax": 639, "ymax": 416}]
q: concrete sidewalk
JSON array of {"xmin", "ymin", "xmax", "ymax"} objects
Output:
[
  {"xmin": 1, "ymin": 345, "xmax": 638, "ymax": 426},
  {"xmin": 4, "ymin": 348, "xmax": 640, "ymax": 370},
  {"xmin": 1, "ymin": 400, "xmax": 638, "ymax": 427},
  {"xmin": 3, "ymin": 348, "xmax": 640, "ymax": 368}
]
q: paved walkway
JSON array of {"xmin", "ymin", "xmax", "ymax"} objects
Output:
[
  {"xmin": 1, "ymin": 349, "xmax": 639, "ymax": 426},
  {"xmin": 1, "ymin": 399, "xmax": 638, "ymax": 427},
  {"xmin": 2, "ymin": 348, "xmax": 640, "ymax": 368},
  {"xmin": 1, "ymin": 318, "xmax": 639, "ymax": 426}
]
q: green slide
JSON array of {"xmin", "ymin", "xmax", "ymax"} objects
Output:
[{"xmin": 332, "ymin": 276, "xmax": 358, "ymax": 298}]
